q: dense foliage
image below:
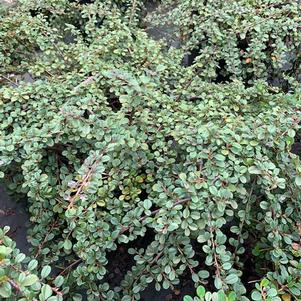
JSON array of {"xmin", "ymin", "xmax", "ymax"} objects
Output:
[
  {"xmin": 0, "ymin": 0, "xmax": 301, "ymax": 300},
  {"xmin": 0, "ymin": 226, "xmax": 64, "ymax": 300},
  {"xmin": 150, "ymin": 0, "xmax": 301, "ymax": 90}
]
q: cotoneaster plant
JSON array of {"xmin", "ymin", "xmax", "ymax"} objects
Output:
[
  {"xmin": 0, "ymin": 226, "xmax": 64, "ymax": 301},
  {"xmin": 148, "ymin": 0, "xmax": 301, "ymax": 91},
  {"xmin": 0, "ymin": 0, "xmax": 301, "ymax": 300}
]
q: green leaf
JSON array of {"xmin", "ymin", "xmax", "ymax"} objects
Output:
[
  {"xmin": 197, "ymin": 285, "xmax": 206, "ymax": 297},
  {"xmin": 102, "ymin": 155, "xmax": 110, "ymax": 162},
  {"xmin": 295, "ymin": 176, "xmax": 301, "ymax": 186},
  {"xmin": 251, "ymin": 290, "xmax": 262, "ymax": 301},
  {"xmin": 183, "ymin": 207, "xmax": 189, "ymax": 218},
  {"xmin": 183, "ymin": 296, "xmax": 194, "ymax": 301},
  {"xmin": 250, "ymin": 140, "xmax": 259, "ymax": 147},
  {"xmin": 152, "ymin": 183, "xmax": 162, "ymax": 192},
  {"xmin": 260, "ymin": 278, "xmax": 269, "ymax": 287},
  {"xmin": 15, "ymin": 253, "xmax": 25, "ymax": 263},
  {"xmin": 248, "ymin": 166, "xmax": 261, "ymax": 175},
  {"xmin": 54, "ymin": 275, "xmax": 64, "ymax": 287},
  {"xmin": 73, "ymin": 294, "xmax": 83, "ymax": 301},
  {"xmin": 48, "ymin": 297, "xmax": 61, "ymax": 301},
  {"xmin": 0, "ymin": 246, "xmax": 12, "ymax": 256},
  {"xmin": 97, "ymin": 200, "xmax": 106, "ymax": 207},
  {"xmin": 192, "ymin": 273, "xmax": 199, "ymax": 282},
  {"xmin": 205, "ymin": 292, "xmax": 212, "ymax": 300},
  {"xmin": 0, "ymin": 283, "xmax": 11, "ymax": 298},
  {"xmin": 215, "ymin": 154, "xmax": 226, "ymax": 161},
  {"xmin": 22, "ymin": 274, "xmax": 39, "ymax": 287},
  {"xmin": 209, "ymin": 185, "xmax": 218, "ymax": 195},
  {"xmin": 63, "ymin": 239, "xmax": 72, "ymax": 250},
  {"xmin": 41, "ymin": 265, "xmax": 51, "ymax": 278},
  {"xmin": 179, "ymin": 173, "xmax": 187, "ymax": 181},
  {"xmin": 218, "ymin": 290, "xmax": 226, "ymax": 301},
  {"xmin": 156, "ymin": 64, "xmax": 166, "ymax": 72},
  {"xmin": 132, "ymin": 285, "xmax": 140, "ymax": 294},
  {"xmin": 289, "ymin": 286, "xmax": 300, "ymax": 296},
  {"xmin": 214, "ymin": 277, "xmax": 223, "ymax": 289},
  {"xmin": 222, "ymin": 262, "xmax": 232, "ymax": 270},
  {"xmin": 198, "ymin": 270, "xmax": 210, "ymax": 279},
  {"xmin": 267, "ymin": 288, "xmax": 278, "ymax": 297},
  {"xmin": 228, "ymin": 292, "xmax": 237, "ymax": 301},
  {"xmin": 28, "ymin": 259, "xmax": 38, "ymax": 271},
  {"xmin": 39, "ymin": 284, "xmax": 53, "ymax": 301},
  {"xmin": 225, "ymin": 274, "xmax": 238, "ymax": 285},
  {"xmin": 143, "ymin": 199, "xmax": 152, "ymax": 210}
]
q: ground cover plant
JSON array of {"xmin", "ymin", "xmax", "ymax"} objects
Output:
[
  {"xmin": 0, "ymin": 0, "xmax": 301, "ymax": 300},
  {"xmin": 150, "ymin": 0, "xmax": 301, "ymax": 90}
]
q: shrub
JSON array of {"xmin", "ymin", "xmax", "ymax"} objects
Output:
[
  {"xmin": 149, "ymin": 0, "xmax": 301, "ymax": 90},
  {"xmin": 0, "ymin": 0, "xmax": 301, "ymax": 300},
  {"xmin": 0, "ymin": 226, "xmax": 63, "ymax": 300}
]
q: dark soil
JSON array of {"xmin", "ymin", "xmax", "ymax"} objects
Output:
[{"xmin": 0, "ymin": 186, "xmax": 30, "ymax": 254}]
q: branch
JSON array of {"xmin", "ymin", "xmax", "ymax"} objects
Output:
[
  {"xmin": 59, "ymin": 258, "xmax": 82, "ymax": 276},
  {"xmin": 67, "ymin": 161, "xmax": 98, "ymax": 209},
  {"xmin": 0, "ymin": 75, "xmax": 18, "ymax": 87},
  {"xmin": 129, "ymin": 0, "xmax": 137, "ymax": 24},
  {"xmin": 208, "ymin": 213, "xmax": 222, "ymax": 283},
  {"xmin": 66, "ymin": 144, "xmax": 115, "ymax": 209},
  {"xmin": 210, "ymin": 230, "xmax": 222, "ymax": 280},
  {"xmin": 175, "ymin": 68, "xmax": 202, "ymax": 102},
  {"xmin": 7, "ymin": 278, "xmax": 38, "ymax": 301},
  {"xmin": 35, "ymin": 220, "xmax": 59, "ymax": 258},
  {"xmin": 52, "ymin": 287, "xmax": 63, "ymax": 297},
  {"xmin": 72, "ymin": 74, "xmax": 99, "ymax": 92}
]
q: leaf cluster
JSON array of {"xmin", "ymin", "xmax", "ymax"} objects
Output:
[{"xmin": 0, "ymin": 0, "xmax": 301, "ymax": 300}]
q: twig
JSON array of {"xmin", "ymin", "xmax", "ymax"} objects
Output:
[
  {"xmin": 67, "ymin": 161, "xmax": 98, "ymax": 209},
  {"xmin": 149, "ymin": 251, "xmax": 163, "ymax": 265},
  {"xmin": 210, "ymin": 232, "xmax": 221, "ymax": 279},
  {"xmin": 175, "ymin": 67, "xmax": 202, "ymax": 102},
  {"xmin": 51, "ymin": 287, "xmax": 63, "ymax": 297},
  {"xmin": 0, "ymin": 75, "xmax": 18, "ymax": 87},
  {"xmin": 129, "ymin": 0, "xmax": 137, "ymax": 24},
  {"xmin": 41, "ymin": 30, "xmax": 67, "ymax": 63},
  {"xmin": 67, "ymin": 144, "xmax": 114, "ymax": 209},
  {"xmin": 59, "ymin": 258, "xmax": 82, "ymax": 276},
  {"xmin": 35, "ymin": 220, "xmax": 58, "ymax": 258},
  {"xmin": 208, "ymin": 213, "xmax": 222, "ymax": 282},
  {"xmin": 7, "ymin": 278, "xmax": 38, "ymax": 301},
  {"xmin": 129, "ymin": 251, "xmax": 164, "ymax": 294},
  {"xmin": 72, "ymin": 74, "xmax": 99, "ymax": 92},
  {"xmin": 44, "ymin": 69, "xmax": 54, "ymax": 77}
]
